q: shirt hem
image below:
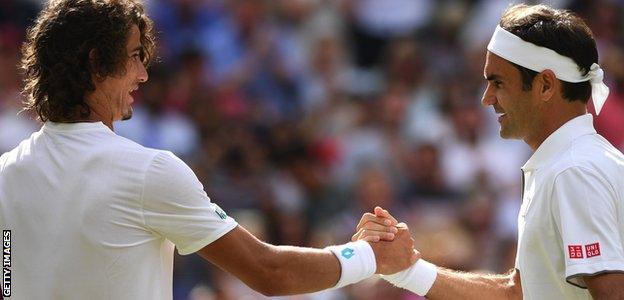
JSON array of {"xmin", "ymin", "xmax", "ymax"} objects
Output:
[
  {"xmin": 566, "ymin": 261, "xmax": 624, "ymax": 288},
  {"xmin": 176, "ymin": 221, "xmax": 238, "ymax": 255}
]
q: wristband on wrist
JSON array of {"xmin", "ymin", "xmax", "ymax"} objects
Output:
[
  {"xmin": 382, "ymin": 259, "xmax": 438, "ymax": 296},
  {"xmin": 325, "ymin": 240, "xmax": 376, "ymax": 289}
]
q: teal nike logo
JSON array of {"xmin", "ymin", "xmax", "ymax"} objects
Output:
[{"xmin": 341, "ymin": 247, "xmax": 355, "ymax": 259}]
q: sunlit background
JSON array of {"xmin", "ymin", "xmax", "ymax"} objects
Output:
[{"xmin": 1, "ymin": 0, "xmax": 623, "ymax": 299}]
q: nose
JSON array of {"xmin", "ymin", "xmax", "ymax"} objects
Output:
[
  {"xmin": 137, "ymin": 61, "xmax": 148, "ymax": 83},
  {"xmin": 481, "ymin": 83, "xmax": 496, "ymax": 107}
]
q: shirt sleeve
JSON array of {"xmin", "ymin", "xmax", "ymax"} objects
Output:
[
  {"xmin": 551, "ymin": 166, "xmax": 624, "ymax": 288},
  {"xmin": 141, "ymin": 151, "xmax": 237, "ymax": 255}
]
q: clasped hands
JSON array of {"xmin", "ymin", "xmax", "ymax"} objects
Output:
[{"xmin": 352, "ymin": 206, "xmax": 420, "ymax": 275}]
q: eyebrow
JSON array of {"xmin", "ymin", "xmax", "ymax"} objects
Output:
[{"xmin": 485, "ymin": 74, "xmax": 503, "ymax": 81}]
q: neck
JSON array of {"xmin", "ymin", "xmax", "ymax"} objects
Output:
[
  {"xmin": 524, "ymin": 101, "xmax": 586, "ymax": 151},
  {"xmin": 88, "ymin": 109, "xmax": 115, "ymax": 130},
  {"xmin": 84, "ymin": 91, "xmax": 115, "ymax": 130}
]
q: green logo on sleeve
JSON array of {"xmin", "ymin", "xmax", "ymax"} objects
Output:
[{"xmin": 215, "ymin": 206, "xmax": 227, "ymax": 220}]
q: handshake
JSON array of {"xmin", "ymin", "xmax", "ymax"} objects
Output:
[
  {"xmin": 351, "ymin": 206, "xmax": 419, "ymax": 275},
  {"xmin": 330, "ymin": 206, "xmax": 438, "ymax": 296}
]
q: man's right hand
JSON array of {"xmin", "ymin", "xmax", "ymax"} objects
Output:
[
  {"xmin": 352, "ymin": 206, "xmax": 419, "ymax": 274},
  {"xmin": 368, "ymin": 223, "xmax": 420, "ymax": 274}
]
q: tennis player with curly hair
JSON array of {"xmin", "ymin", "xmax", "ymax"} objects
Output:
[{"xmin": 0, "ymin": 1, "xmax": 417, "ymax": 299}]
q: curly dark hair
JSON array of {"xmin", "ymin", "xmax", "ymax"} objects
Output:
[
  {"xmin": 499, "ymin": 4, "xmax": 597, "ymax": 103},
  {"xmin": 21, "ymin": 0, "xmax": 155, "ymax": 122}
]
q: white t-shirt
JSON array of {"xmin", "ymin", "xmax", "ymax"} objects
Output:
[
  {"xmin": 0, "ymin": 122, "xmax": 237, "ymax": 300},
  {"xmin": 516, "ymin": 114, "xmax": 624, "ymax": 299}
]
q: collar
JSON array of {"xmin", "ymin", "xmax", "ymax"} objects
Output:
[
  {"xmin": 42, "ymin": 121, "xmax": 110, "ymax": 132},
  {"xmin": 522, "ymin": 114, "xmax": 596, "ymax": 171}
]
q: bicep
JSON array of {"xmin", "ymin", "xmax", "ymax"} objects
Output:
[{"xmin": 584, "ymin": 273, "xmax": 624, "ymax": 299}]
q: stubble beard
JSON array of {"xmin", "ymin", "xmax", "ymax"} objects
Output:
[
  {"xmin": 498, "ymin": 117, "xmax": 516, "ymax": 140},
  {"xmin": 121, "ymin": 106, "xmax": 133, "ymax": 121},
  {"xmin": 499, "ymin": 121, "xmax": 525, "ymax": 141}
]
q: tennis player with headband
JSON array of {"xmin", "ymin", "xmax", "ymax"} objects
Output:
[{"xmin": 352, "ymin": 4, "xmax": 624, "ymax": 299}]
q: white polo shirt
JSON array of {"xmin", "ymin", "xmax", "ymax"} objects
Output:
[
  {"xmin": 516, "ymin": 114, "xmax": 624, "ymax": 299},
  {"xmin": 0, "ymin": 122, "xmax": 237, "ymax": 299}
]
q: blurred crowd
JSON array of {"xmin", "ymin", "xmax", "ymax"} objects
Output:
[{"xmin": 1, "ymin": 0, "xmax": 623, "ymax": 299}]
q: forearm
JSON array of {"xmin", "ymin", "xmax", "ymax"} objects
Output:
[
  {"xmin": 198, "ymin": 226, "xmax": 373, "ymax": 296},
  {"xmin": 356, "ymin": 209, "xmax": 522, "ymax": 299},
  {"xmin": 255, "ymin": 243, "xmax": 341, "ymax": 295},
  {"xmin": 425, "ymin": 268, "xmax": 521, "ymax": 300},
  {"xmin": 383, "ymin": 259, "xmax": 521, "ymax": 300},
  {"xmin": 261, "ymin": 240, "xmax": 381, "ymax": 295}
]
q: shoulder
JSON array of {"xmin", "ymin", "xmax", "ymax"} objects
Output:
[
  {"xmin": 106, "ymin": 132, "xmax": 157, "ymax": 154},
  {"xmin": 0, "ymin": 146, "xmax": 14, "ymax": 166},
  {"xmin": 147, "ymin": 150, "xmax": 190, "ymax": 172},
  {"xmin": 552, "ymin": 134, "xmax": 624, "ymax": 178},
  {"xmin": 104, "ymin": 135, "xmax": 197, "ymax": 184},
  {"xmin": 98, "ymin": 132, "xmax": 163, "ymax": 165},
  {"xmin": 544, "ymin": 134, "xmax": 624, "ymax": 203},
  {"xmin": 548, "ymin": 139, "xmax": 623, "ymax": 208},
  {"xmin": 0, "ymin": 149, "xmax": 10, "ymax": 171},
  {"xmin": 144, "ymin": 150, "xmax": 198, "ymax": 188},
  {"xmin": 0, "ymin": 130, "xmax": 42, "ymax": 172}
]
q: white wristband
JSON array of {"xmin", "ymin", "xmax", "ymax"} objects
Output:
[
  {"xmin": 326, "ymin": 240, "xmax": 376, "ymax": 289},
  {"xmin": 382, "ymin": 259, "xmax": 438, "ymax": 296}
]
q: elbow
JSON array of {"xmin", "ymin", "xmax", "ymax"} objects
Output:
[
  {"xmin": 256, "ymin": 285, "xmax": 284, "ymax": 297},
  {"xmin": 504, "ymin": 270, "xmax": 523, "ymax": 300},
  {"xmin": 506, "ymin": 285, "xmax": 522, "ymax": 300},
  {"xmin": 251, "ymin": 271, "xmax": 282, "ymax": 297},
  {"xmin": 254, "ymin": 283, "xmax": 279, "ymax": 297},
  {"xmin": 506, "ymin": 281, "xmax": 523, "ymax": 299}
]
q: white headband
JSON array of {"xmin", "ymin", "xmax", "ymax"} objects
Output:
[{"xmin": 487, "ymin": 25, "xmax": 609, "ymax": 114}]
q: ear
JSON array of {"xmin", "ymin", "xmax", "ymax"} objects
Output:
[{"xmin": 537, "ymin": 69, "xmax": 558, "ymax": 102}]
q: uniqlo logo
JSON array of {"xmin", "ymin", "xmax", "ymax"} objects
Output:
[
  {"xmin": 586, "ymin": 243, "xmax": 601, "ymax": 258},
  {"xmin": 568, "ymin": 245, "xmax": 584, "ymax": 259}
]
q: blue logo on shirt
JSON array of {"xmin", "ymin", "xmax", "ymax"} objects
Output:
[{"xmin": 341, "ymin": 247, "xmax": 355, "ymax": 259}]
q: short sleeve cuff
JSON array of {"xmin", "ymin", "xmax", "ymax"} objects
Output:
[
  {"xmin": 566, "ymin": 260, "xmax": 624, "ymax": 288},
  {"xmin": 176, "ymin": 221, "xmax": 238, "ymax": 255}
]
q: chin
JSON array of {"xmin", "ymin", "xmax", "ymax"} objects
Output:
[
  {"xmin": 499, "ymin": 126, "xmax": 513, "ymax": 139},
  {"xmin": 121, "ymin": 107, "xmax": 133, "ymax": 121},
  {"xmin": 499, "ymin": 129, "xmax": 523, "ymax": 140}
]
